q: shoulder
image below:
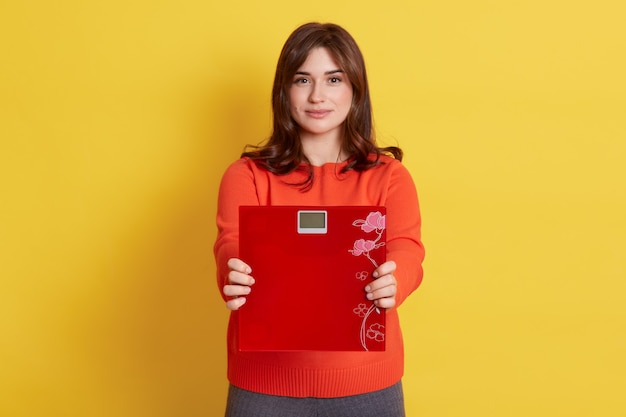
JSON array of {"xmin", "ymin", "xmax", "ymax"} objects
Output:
[
  {"xmin": 217, "ymin": 158, "xmax": 266, "ymax": 204},
  {"xmin": 219, "ymin": 157, "xmax": 259, "ymax": 188},
  {"xmin": 224, "ymin": 157, "xmax": 253, "ymax": 172},
  {"xmin": 221, "ymin": 157, "xmax": 265, "ymax": 179},
  {"xmin": 377, "ymin": 153, "xmax": 401, "ymax": 166},
  {"xmin": 370, "ymin": 154, "xmax": 411, "ymax": 177},
  {"xmin": 371, "ymin": 155, "xmax": 417, "ymax": 195}
]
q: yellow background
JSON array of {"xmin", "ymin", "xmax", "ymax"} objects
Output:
[{"xmin": 1, "ymin": 1, "xmax": 625, "ymax": 416}]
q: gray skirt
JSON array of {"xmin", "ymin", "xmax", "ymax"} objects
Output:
[{"xmin": 225, "ymin": 381, "xmax": 405, "ymax": 417}]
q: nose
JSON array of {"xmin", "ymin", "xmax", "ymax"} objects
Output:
[{"xmin": 308, "ymin": 83, "xmax": 325, "ymax": 103}]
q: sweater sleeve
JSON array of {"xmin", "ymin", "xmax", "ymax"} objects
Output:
[
  {"xmin": 213, "ymin": 159, "xmax": 260, "ymax": 301},
  {"xmin": 385, "ymin": 162, "xmax": 425, "ymax": 307}
]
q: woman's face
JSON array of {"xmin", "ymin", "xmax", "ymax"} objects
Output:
[{"xmin": 288, "ymin": 47, "xmax": 353, "ymax": 143}]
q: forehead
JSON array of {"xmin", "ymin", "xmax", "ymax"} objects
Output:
[{"xmin": 297, "ymin": 47, "xmax": 342, "ymax": 72}]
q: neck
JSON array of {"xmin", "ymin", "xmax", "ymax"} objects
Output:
[{"xmin": 300, "ymin": 132, "xmax": 347, "ymax": 166}]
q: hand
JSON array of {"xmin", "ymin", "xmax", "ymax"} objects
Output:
[
  {"xmin": 223, "ymin": 258, "xmax": 255, "ymax": 310},
  {"xmin": 365, "ymin": 261, "xmax": 397, "ymax": 309}
]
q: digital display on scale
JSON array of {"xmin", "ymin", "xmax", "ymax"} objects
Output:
[{"xmin": 297, "ymin": 210, "xmax": 327, "ymax": 234}]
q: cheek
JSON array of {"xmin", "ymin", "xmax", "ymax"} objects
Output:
[
  {"xmin": 341, "ymin": 88, "xmax": 354, "ymax": 107},
  {"xmin": 288, "ymin": 99, "xmax": 299, "ymax": 118},
  {"xmin": 287, "ymin": 95, "xmax": 298, "ymax": 117},
  {"xmin": 341, "ymin": 92, "xmax": 354, "ymax": 113},
  {"xmin": 289, "ymin": 87, "xmax": 305, "ymax": 107},
  {"xmin": 287, "ymin": 88, "xmax": 296, "ymax": 110}
]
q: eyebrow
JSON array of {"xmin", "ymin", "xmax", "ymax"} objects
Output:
[{"xmin": 294, "ymin": 69, "xmax": 344, "ymax": 76}]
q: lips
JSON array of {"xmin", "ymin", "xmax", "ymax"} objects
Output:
[{"xmin": 306, "ymin": 109, "xmax": 332, "ymax": 119}]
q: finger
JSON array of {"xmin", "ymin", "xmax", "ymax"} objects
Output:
[
  {"xmin": 372, "ymin": 260, "xmax": 396, "ymax": 279},
  {"xmin": 227, "ymin": 258, "xmax": 252, "ymax": 274},
  {"xmin": 374, "ymin": 296, "xmax": 396, "ymax": 309},
  {"xmin": 365, "ymin": 274, "xmax": 396, "ymax": 293},
  {"xmin": 366, "ymin": 283, "xmax": 397, "ymax": 301},
  {"xmin": 228, "ymin": 269, "xmax": 255, "ymax": 286},
  {"xmin": 226, "ymin": 296, "xmax": 247, "ymax": 311},
  {"xmin": 223, "ymin": 284, "xmax": 252, "ymax": 298}
]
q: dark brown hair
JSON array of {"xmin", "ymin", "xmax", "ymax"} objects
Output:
[{"xmin": 242, "ymin": 22, "xmax": 402, "ymax": 189}]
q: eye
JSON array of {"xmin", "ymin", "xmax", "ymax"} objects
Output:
[
  {"xmin": 329, "ymin": 77, "xmax": 342, "ymax": 84},
  {"xmin": 294, "ymin": 77, "xmax": 310, "ymax": 84}
]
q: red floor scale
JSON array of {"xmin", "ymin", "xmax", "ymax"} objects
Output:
[{"xmin": 238, "ymin": 206, "xmax": 387, "ymax": 352}]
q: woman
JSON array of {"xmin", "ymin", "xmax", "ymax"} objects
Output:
[{"xmin": 214, "ymin": 22, "xmax": 424, "ymax": 417}]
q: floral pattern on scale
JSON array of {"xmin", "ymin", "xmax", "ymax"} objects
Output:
[{"xmin": 349, "ymin": 211, "xmax": 386, "ymax": 351}]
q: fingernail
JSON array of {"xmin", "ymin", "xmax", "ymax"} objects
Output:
[
  {"xmin": 365, "ymin": 285, "xmax": 371, "ymax": 292},
  {"xmin": 372, "ymin": 271, "xmax": 379, "ymax": 278},
  {"xmin": 250, "ymin": 278, "xmax": 255, "ymax": 285},
  {"xmin": 366, "ymin": 293, "xmax": 374, "ymax": 300}
]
